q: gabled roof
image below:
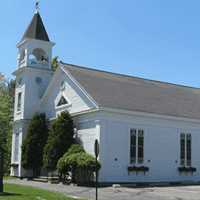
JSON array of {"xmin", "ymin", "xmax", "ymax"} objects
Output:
[
  {"xmin": 21, "ymin": 12, "xmax": 50, "ymax": 42},
  {"xmin": 62, "ymin": 62, "xmax": 200, "ymax": 120}
]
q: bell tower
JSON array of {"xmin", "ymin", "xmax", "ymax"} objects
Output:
[
  {"xmin": 17, "ymin": 10, "xmax": 54, "ymax": 70},
  {"xmin": 11, "ymin": 4, "xmax": 55, "ymax": 177}
]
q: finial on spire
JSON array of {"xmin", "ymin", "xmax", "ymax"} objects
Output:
[{"xmin": 35, "ymin": 0, "xmax": 40, "ymax": 13}]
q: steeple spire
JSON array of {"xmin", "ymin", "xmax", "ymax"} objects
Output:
[{"xmin": 20, "ymin": 4, "xmax": 50, "ymax": 42}]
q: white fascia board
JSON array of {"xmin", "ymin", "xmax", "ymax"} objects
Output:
[
  {"xmin": 45, "ymin": 101, "xmax": 200, "ymax": 124},
  {"xmin": 49, "ymin": 108, "xmax": 99, "ymax": 121},
  {"xmin": 99, "ymin": 107, "xmax": 200, "ymax": 124},
  {"xmin": 17, "ymin": 38, "xmax": 55, "ymax": 48},
  {"xmin": 71, "ymin": 108, "xmax": 99, "ymax": 117},
  {"xmin": 12, "ymin": 66, "xmax": 53, "ymax": 76},
  {"xmin": 56, "ymin": 105, "xmax": 200, "ymax": 124}
]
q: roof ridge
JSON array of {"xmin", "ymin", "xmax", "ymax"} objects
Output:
[{"xmin": 60, "ymin": 61, "xmax": 200, "ymax": 90}]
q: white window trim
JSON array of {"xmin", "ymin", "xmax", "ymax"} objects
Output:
[
  {"xmin": 13, "ymin": 132, "xmax": 20, "ymax": 163},
  {"xmin": 16, "ymin": 92, "xmax": 22, "ymax": 114},
  {"xmin": 54, "ymin": 91, "xmax": 72, "ymax": 110},
  {"xmin": 180, "ymin": 132, "xmax": 192, "ymax": 167},
  {"xmin": 129, "ymin": 128, "xmax": 145, "ymax": 166}
]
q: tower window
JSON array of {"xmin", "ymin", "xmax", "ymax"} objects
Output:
[
  {"xmin": 17, "ymin": 92, "xmax": 22, "ymax": 112},
  {"xmin": 19, "ymin": 49, "xmax": 25, "ymax": 64},
  {"xmin": 14, "ymin": 132, "xmax": 20, "ymax": 162},
  {"xmin": 29, "ymin": 48, "xmax": 49, "ymax": 65}
]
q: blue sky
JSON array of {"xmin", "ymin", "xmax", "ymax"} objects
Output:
[{"xmin": 1, "ymin": 0, "xmax": 200, "ymax": 87}]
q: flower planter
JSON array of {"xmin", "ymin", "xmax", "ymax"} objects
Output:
[
  {"xmin": 178, "ymin": 167, "xmax": 196, "ymax": 174},
  {"xmin": 127, "ymin": 166, "xmax": 149, "ymax": 175}
]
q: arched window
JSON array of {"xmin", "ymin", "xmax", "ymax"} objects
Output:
[
  {"xmin": 29, "ymin": 48, "xmax": 49, "ymax": 65},
  {"xmin": 18, "ymin": 49, "xmax": 26, "ymax": 64}
]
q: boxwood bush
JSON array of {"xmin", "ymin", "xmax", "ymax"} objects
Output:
[{"xmin": 57, "ymin": 144, "xmax": 101, "ymax": 185}]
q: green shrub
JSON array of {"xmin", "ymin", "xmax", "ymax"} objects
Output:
[
  {"xmin": 65, "ymin": 144, "xmax": 85, "ymax": 156},
  {"xmin": 0, "ymin": 78, "xmax": 14, "ymax": 175},
  {"xmin": 57, "ymin": 144, "xmax": 101, "ymax": 184},
  {"xmin": 43, "ymin": 112, "xmax": 74, "ymax": 170},
  {"xmin": 57, "ymin": 144, "xmax": 85, "ymax": 174},
  {"xmin": 22, "ymin": 113, "xmax": 48, "ymax": 176},
  {"xmin": 51, "ymin": 56, "xmax": 59, "ymax": 71}
]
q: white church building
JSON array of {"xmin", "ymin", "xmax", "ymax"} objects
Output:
[{"xmin": 11, "ymin": 9, "xmax": 200, "ymax": 184}]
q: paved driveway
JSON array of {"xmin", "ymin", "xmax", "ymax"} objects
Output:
[{"xmin": 5, "ymin": 179, "xmax": 200, "ymax": 200}]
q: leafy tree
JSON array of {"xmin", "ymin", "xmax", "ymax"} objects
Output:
[
  {"xmin": 51, "ymin": 56, "xmax": 59, "ymax": 71},
  {"xmin": 43, "ymin": 112, "xmax": 74, "ymax": 170},
  {"xmin": 0, "ymin": 76, "xmax": 14, "ymax": 175},
  {"xmin": 22, "ymin": 113, "xmax": 49, "ymax": 176},
  {"xmin": 7, "ymin": 79, "xmax": 16, "ymax": 105}
]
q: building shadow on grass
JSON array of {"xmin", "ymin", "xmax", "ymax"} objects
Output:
[{"xmin": 0, "ymin": 192, "xmax": 22, "ymax": 196}]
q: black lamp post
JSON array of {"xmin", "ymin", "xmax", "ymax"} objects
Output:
[
  {"xmin": 94, "ymin": 139, "xmax": 99, "ymax": 200},
  {"xmin": 0, "ymin": 148, "xmax": 4, "ymax": 193}
]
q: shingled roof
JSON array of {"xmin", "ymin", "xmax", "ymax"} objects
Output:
[
  {"xmin": 62, "ymin": 63, "xmax": 200, "ymax": 120},
  {"xmin": 21, "ymin": 12, "xmax": 50, "ymax": 42}
]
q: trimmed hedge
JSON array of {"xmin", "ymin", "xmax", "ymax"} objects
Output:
[
  {"xmin": 58, "ymin": 152, "xmax": 101, "ymax": 172},
  {"xmin": 64, "ymin": 144, "xmax": 85, "ymax": 157},
  {"xmin": 57, "ymin": 144, "xmax": 101, "ymax": 184}
]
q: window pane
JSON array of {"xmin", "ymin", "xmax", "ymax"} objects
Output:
[
  {"xmin": 14, "ymin": 133, "xmax": 19, "ymax": 162},
  {"xmin": 180, "ymin": 133, "xmax": 185, "ymax": 166},
  {"xmin": 130, "ymin": 129, "xmax": 136, "ymax": 164},
  {"xmin": 138, "ymin": 130, "xmax": 144, "ymax": 145},
  {"xmin": 17, "ymin": 93, "xmax": 22, "ymax": 112},
  {"xmin": 186, "ymin": 134, "xmax": 191, "ymax": 166},
  {"xmin": 138, "ymin": 130, "xmax": 144, "ymax": 164}
]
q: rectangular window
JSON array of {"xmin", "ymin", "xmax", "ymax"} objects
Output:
[
  {"xmin": 138, "ymin": 130, "xmax": 144, "ymax": 164},
  {"xmin": 186, "ymin": 134, "xmax": 191, "ymax": 166},
  {"xmin": 17, "ymin": 92, "xmax": 22, "ymax": 112},
  {"xmin": 130, "ymin": 129, "xmax": 144, "ymax": 164},
  {"xmin": 14, "ymin": 132, "xmax": 19, "ymax": 162},
  {"xmin": 180, "ymin": 133, "xmax": 192, "ymax": 166},
  {"xmin": 130, "ymin": 129, "xmax": 136, "ymax": 164},
  {"xmin": 180, "ymin": 134, "xmax": 185, "ymax": 166}
]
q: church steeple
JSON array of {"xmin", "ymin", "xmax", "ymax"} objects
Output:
[
  {"xmin": 11, "ymin": 2, "xmax": 55, "ymax": 178},
  {"xmin": 16, "ymin": 5, "xmax": 55, "ymax": 70},
  {"xmin": 21, "ymin": 12, "xmax": 50, "ymax": 42}
]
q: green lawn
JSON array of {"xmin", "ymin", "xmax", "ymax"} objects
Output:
[{"xmin": 0, "ymin": 184, "xmax": 80, "ymax": 200}]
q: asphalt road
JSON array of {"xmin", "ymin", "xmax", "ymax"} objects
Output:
[{"xmin": 5, "ymin": 179, "xmax": 200, "ymax": 200}]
